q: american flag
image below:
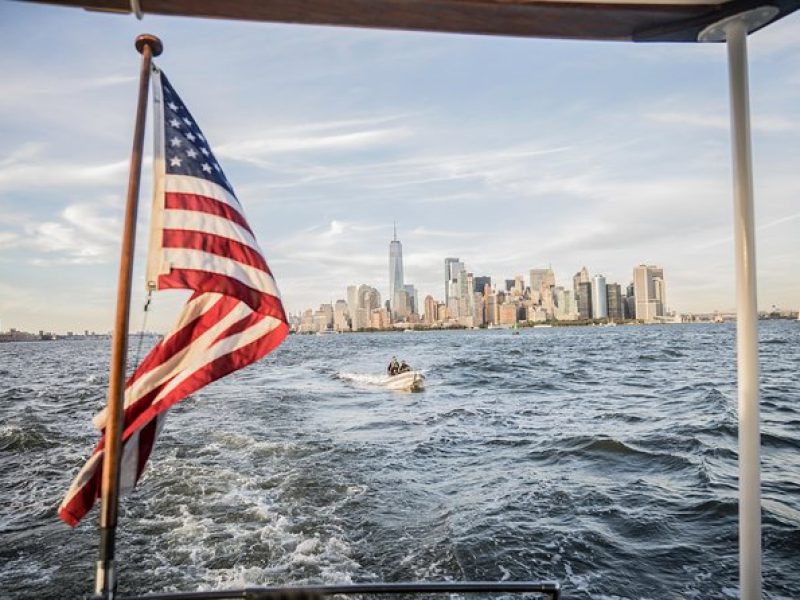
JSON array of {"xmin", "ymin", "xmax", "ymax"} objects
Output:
[{"xmin": 59, "ymin": 68, "xmax": 288, "ymax": 527}]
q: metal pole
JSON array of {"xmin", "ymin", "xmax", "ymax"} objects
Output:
[
  {"xmin": 725, "ymin": 19, "xmax": 761, "ymax": 600},
  {"xmin": 95, "ymin": 33, "xmax": 163, "ymax": 600}
]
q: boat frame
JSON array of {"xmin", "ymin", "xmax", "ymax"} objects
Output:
[
  {"xmin": 14, "ymin": 1, "xmax": 794, "ymax": 598},
  {"xmin": 120, "ymin": 581, "xmax": 561, "ymax": 599}
]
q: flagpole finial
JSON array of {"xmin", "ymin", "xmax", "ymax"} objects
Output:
[{"xmin": 135, "ymin": 34, "xmax": 163, "ymax": 57}]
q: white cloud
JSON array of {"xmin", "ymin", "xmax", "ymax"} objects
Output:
[
  {"xmin": 219, "ymin": 127, "xmax": 409, "ymax": 160},
  {"xmin": 19, "ymin": 202, "xmax": 121, "ymax": 265},
  {"xmin": 0, "ymin": 73, "xmax": 135, "ymax": 108},
  {"xmin": 646, "ymin": 109, "xmax": 800, "ymax": 134},
  {"xmin": 0, "ymin": 153, "xmax": 129, "ymax": 192},
  {"xmin": 0, "ymin": 231, "xmax": 19, "ymax": 249}
]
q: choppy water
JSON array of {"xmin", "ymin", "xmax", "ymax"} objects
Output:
[{"xmin": 1, "ymin": 322, "xmax": 799, "ymax": 599}]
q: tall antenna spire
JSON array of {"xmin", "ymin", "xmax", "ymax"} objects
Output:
[{"xmin": 393, "ymin": 221, "xmax": 397, "ymax": 241}]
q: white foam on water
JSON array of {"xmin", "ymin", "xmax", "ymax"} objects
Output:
[
  {"xmin": 563, "ymin": 561, "xmax": 591, "ymax": 594},
  {"xmin": 138, "ymin": 466, "xmax": 363, "ymax": 591},
  {"xmin": 0, "ymin": 556, "xmax": 58, "ymax": 587},
  {"xmin": 335, "ymin": 372, "xmax": 388, "ymax": 387}
]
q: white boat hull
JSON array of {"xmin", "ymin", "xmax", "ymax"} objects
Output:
[{"xmin": 385, "ymin": 371, "xmax": 425, "ymax": 392}]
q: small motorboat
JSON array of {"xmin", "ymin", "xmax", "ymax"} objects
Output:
[{"xmin": 385, "ymin": 370, "xmax": 425, "ymax": 392}]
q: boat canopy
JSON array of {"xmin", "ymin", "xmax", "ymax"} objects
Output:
[
  {"xmin": 20, "ymin": 0, "xmax": 800, "ymax": 41},
  {"xmin": 13, "ymin": 2, "xmax": 797, "ymax": 599}
]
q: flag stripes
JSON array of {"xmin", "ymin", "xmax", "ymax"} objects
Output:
[
  {"xmin": 161, "ymin": 209, "xmax": 260, "ymax": 253},
  {"xmin": 59, "ymin": 67, "xmax": 288, "ymax": 527},
  {"xmin": 162, "ymin": 230, "xmax": 270, "ymax": 273},
  {"xmin": 164, "ymin": 193, "xmax": 253, "ymax": 234}
]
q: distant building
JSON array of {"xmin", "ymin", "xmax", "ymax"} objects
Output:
[
  {"xmin": 513, "ymin": 275, "xmax": 525, "ymax": 297},
  {"xmin": 370, "ymin": 307, "xmax": 390, "ymax": 329},
  {"xmin": 333, "ymin": 300, "xmax": 349, "ymax": 332},
  {"xmin": 633, "ymin": 265, "xmax": 666, "ymax": 322},
  {"xmin": 473, "ymin": 276, "xmax": 491, "ymax": 294},
  {"xmin": 499, "ymin": 302, "xmax": 518, "ymax": 325},
  {"xmin": 472, "ymin": 292, "xmax": 485, "ymax": 326},
  {"xmin": 436, "ymin": 302, "xmax": 448, "ymax": 323},
  {"xmin": 625, "ymin": 282, "xmax": 636, "ymax": 320},
  {"xmin": 528, "ymin": 306, "xmax": 548, "ymax": 323},
  {"xmin": 554, "ymin": 286, "xmax": 577, "ymax": 320},
  {"xmin": 444, "ymin": 257, "xmax": 464, "ymax": 304},
  {"xmin": 389, "ymin": 224, "xmax": 404, "ymax": 319},
  {"xmin": 577, "ymin": 281, "xmax": 593, "ymax": 319},
  {"xmin": 348, "ymin": 284, "xmax": 381, "ymax": 331},
  {"xmin": 423, "ymin": 295, "xmax": 437, "ymax": 324},
  {"xmin": 346, "ymin": 285, "xmax": 359, "ymax": 326},
  {"xmin": 403, "ymin": 284, "xmax": 418, "ymax": 316},
  {"xmin": 313, "ymin": 304, "xmax": 333, "ymax": 332},
  {"xmin": 529, "ymin": 268, "xmax": 555, "ymax": 305},
  {"xmin": 606, "ymin": 283, "xmax": 624, "ymax": 321},
  {"xmin": 592, "ymin": 274, "xmax": 608, "ymax": 319},
  {"xmin": 484, "ymin": 289, "xmax": 498, "ymax": 325},
  {"xmin": 573, "ymin": 266, "xmax": 590, "ymax": 314},
  {"xmin": 395, "ymin": 290, "xmax": 411, "ymax": 320},
  {"xmin": 457, "ymin": 270, "xmax": 474, "ymax": 322}
]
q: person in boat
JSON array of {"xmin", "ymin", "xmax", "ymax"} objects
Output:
[
  {"xmin": 387, "ymin": 356, "xmax": 399, "ymax": 376},
  {"xmin": 398, "ymin": 360, "xmax": 411, "ymax": 373}
]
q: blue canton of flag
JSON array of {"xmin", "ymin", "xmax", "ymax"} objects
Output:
[{"xmin": 160, "ymin": 73, "xmax": 235, "ymax": 196}]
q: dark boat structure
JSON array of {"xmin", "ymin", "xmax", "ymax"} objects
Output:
[{"xmin": 15, "ymin": 0, "xmax": 799, "ymax": 598}]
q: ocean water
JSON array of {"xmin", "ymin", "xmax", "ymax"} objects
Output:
[{"xmin": 1, "ymin": 322, "xmax": 798, "ymax": 599}]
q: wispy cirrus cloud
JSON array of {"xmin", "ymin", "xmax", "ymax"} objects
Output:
[
  {"xmin": 0, "ymin": 73, "xmax": 135, "ymax": 105},
  {"xmin": 218, "ymin": 127, "xmax": 409, "ymax": 161},
  {"xmin": 0, "ymin": 144, "xmax": 129, "ymax": 192},
  {"xmin": 646, "ymin": 109, "xmax": 800, "ymax": 134},
  {"xmin": 8, "ymin": 202, "xmax": 122, "ymax": 265}
]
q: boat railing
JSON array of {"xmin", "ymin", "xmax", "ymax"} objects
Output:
[{"xmin": 119, "ymin": 580, "xmax": 561, "ymax": 600}]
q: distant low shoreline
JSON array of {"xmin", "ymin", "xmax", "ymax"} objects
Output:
[
  {"xmin": 1, "ymin": 315, "xmax": 795, "ymax": 342},
  {"xmin": 292, "ymin": 315, "xmax": 797, "ymax": 335}
]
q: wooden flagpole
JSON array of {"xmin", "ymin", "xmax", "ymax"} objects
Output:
[{"xmin": 95, "ymin": 33, "xmax": 162, "ymax": 600}]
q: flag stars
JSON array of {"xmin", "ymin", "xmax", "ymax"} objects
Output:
[
  {"xmin": 201, "ymin": 163, "xmax": 212, "ymax": 173},
  {"xmin": 169, "ymin": 156, "xmax": 183, "ymax": 167},
  {"xmin": 186, "ymin": 132, "xmax": 196, "ymax": 142},
  {"xmin": 182, "ymin": 117, "xmax": 193, "ymax": 126},
  {"xmin": 169, "ymin": 118, "xmax": 181, "ymax": 128},
  {"xmin": 170, "ymin": 137, "xmax": 182, "ymax": 148},
  {"xmin": 186, "ymin": 148, "xmax": 198, "ymax": 159},
  {"xmin": 200, "ymin": 147, "xmax": 210, "ymax": 157},
  {"xmin": 213, "ymin": 163, "xmax": 221, "ymax": 172},
  {"xmin": 167, "ymin": 101, "xmax": 179, "ymax": 111}
]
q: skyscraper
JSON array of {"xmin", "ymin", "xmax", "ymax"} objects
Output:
[
  {"xmin": 473, "ymin": 276, "xmax": 491, "ymax": 294},
  {"xmin": 403, "ymin": 284, "xmax": 418, "ymax": 315},
  {"xmin": 444, "ymin": 257, "xmax": 464, "ymax": 304},
  {"xmin": 529, "ymin": 268, "xmax": 555, "ymax": 305},
  {"xmin": 389, "ymin": 223, "xmax": 404, "ymax": 318},
  {"xmin": 625, "ymin": 282, "xmax": 636, "ymax": 320},
  {"xmin": 423, "ymin": 295, "xmax": 437, "ymax": 324},
  {"xmin": 633, "ymin": 265, "xmax": 666, "ymax": 322},
  {"xmin": 346, "ymin": 285, "xmax": 359, "ymax": 323},
  {"xmin": 592, "ymin": 274, "xmax": 608, "ymax": 319},
  {"xmin": 573, "ymin": 266, "xmax": 590, "ymax": 312},
  {"xmin": 578, "ymin": 281, "xmax": 593, "ymax": 319},
  {"xmin": 606, "ymin": 283, "xmax": 624, "ymax": 321}
]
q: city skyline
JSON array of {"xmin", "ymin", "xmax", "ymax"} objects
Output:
[
  {"xmin": 293, "ymin": 224, "xmax": 674, "ymax": 332},
  {"xmin": 1, "ymin": 4, "xmax": 799, "ymax": 333}
]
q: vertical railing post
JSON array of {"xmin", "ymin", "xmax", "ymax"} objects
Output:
[
  {"xmin": 700, "ymin": 8, "xmax": 776, "ymax": 598},
  {"xmin": 725, "ymin": 18, "xmax": 761, "ymax": 600},
  {"xmin": 94, "ymin": 33, "xmax": 162, "ymax": 600}
]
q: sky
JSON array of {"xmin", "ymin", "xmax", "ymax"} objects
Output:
[{"xmin": 0, "ymin": 3, "xmax": 798, "ymax": 333}]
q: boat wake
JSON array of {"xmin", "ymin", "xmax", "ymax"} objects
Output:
[
  {"xmin": 334, "ymin": 370, "xmax": 426, "ymax": 392},
  {"xmin": 334, "ymin": 372, "xmax": 389, "ymax": 387}
]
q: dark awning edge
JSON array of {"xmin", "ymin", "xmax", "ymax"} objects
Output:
[{"xmin": 17, "ymin": 0, "xmax": 800, "ymax": 42}]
